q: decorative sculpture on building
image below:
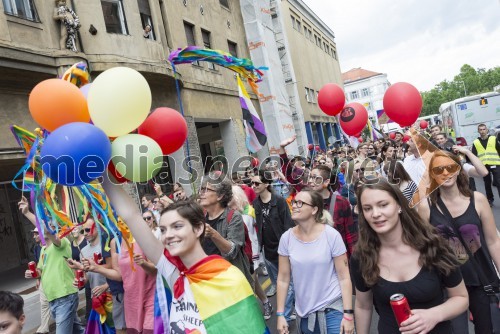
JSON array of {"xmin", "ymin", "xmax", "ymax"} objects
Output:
[{"xmin": 53, "ymin": 0, "xmax": 80, "ymax": 52}]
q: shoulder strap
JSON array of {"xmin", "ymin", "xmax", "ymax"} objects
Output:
[
  {"xmin": 436, "ymin": 197, "xmax": 495, "ymax": 294},
  {"xmin": 226, "ymin": 209, "xmax": 234, "ymax": 224}
]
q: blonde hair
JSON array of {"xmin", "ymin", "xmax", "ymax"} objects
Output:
[
  {"xmin": 321, "ymin": 210, "xmax": 334, "ymax": 226},
  {"xmin": 230, "ymin": 185, "xmax": 249, "ymax": 213}
]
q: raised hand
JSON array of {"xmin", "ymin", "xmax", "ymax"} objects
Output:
[{"xmin": 280, "ymin": 135, "xmax": 296, "ymax": 148}]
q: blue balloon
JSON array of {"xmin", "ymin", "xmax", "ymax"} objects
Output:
[{"xmin": 40, "ymin": 122, "xmax": 111, "ymax": 186}]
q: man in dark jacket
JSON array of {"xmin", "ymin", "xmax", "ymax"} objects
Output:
[{"xmin": 252, "ymin": 170, "xmax": 295, "ymax": 322}]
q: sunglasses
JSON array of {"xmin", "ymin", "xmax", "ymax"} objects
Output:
[
  {"xmin": 143, "ymin": 216, "xmax": 153, "ymax": 221},
  {"xmin": 354, "ymin": 168, "xmax": 365, "ymax": 173},
  {"xmin": 431, "ymin": 164, "xmax": 460, "ymax": 175},
  {"xmin": 79, "ymin": 228, "xmax": 92, "ymax": 234},
  {"xmin": 308, "ymin": 175, "xmax": 324, "ymax": 184},
  {"xmin": 251, "ymin": 181, "xmax": 263, "ymax": 186},
  {"xmin": 291, "ymin": 200, "xmax": 314, "ymax": 208}
]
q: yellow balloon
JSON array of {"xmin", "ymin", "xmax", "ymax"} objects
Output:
[
  {"xmin": 111, "ymin": 134, "xmax": 163, "ymax": 182},
  {"xmin": 88, "ymin": 67, "xmax": 152, "ymax": 137}
]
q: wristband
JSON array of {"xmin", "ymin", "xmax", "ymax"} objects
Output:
[
  {"xmin": 343, "ymin": 315, "xmax": 354, "ymax": 321},
  {"xmin": 343, "ymin": 309, "xmax": 354, "ymax": 314},
  {"xmin": 276, "ymin": 312, "xmax": 285, "ymax": 317}
]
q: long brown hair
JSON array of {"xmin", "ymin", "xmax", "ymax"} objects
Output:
[
  {"xmin": 355, "ymin": 179, "xmax": 458, "ymax": 286},
  {"xmin": 427, "ymin": 150, "xmax": 471, "ymax": 204}
]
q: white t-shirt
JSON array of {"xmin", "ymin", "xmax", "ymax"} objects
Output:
[{"xmin": 156, "ymin": 255, "xmax": 207, "ymax": 333}]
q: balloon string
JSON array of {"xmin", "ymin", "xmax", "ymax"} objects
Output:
[{"xmin": 171, "ymin": 64, "xmax": 196, "ymax": 195}]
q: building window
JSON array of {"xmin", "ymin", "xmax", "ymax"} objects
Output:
[
  {"xmin": 314, "ymin": 34, "xmax": 321, "ymax": 48},
  {"xmin": 332, "ymin": 49, "xmax": 337, "ymax": 59},
  {"xmin": 305, "ymin": 88, "xmax": 312, "ymax": 102},
  {"xmin": 366, "ymin": 102, "xmax": 372, "ymax": 111},
  {"xmin": 184, "ymin": 21, "xmax": 200, "ymax": 66},
  {"xmin": 291, "ymin": 15, "xmax": 299, "ymax": 31},
  {"xmin": 304, "ymin": 26, "xmax": 312, "ymax": 40},
  {"xmin": 202, "ymin": 29, "xmax": 216, "ymax": 70},
  {"xmin": 101, "ymin": 0, "xmax": 128, "ymax": 34},
  {"xmin": 219, "ymin": 0, "xmax": 229, "ymax": 9},
  {"xmin": 361, "ymin": 88, "xmax": 370, "ymax": 97},
  {"xmin": 350, "ymin": 91, "xmax": 359, "ymax": 100},
  {"xmin": 138, "ymin": 0, "xmax": 155, "ymax": 40},
  {"xmin": 227, "ymin": 40, "xmax": 237, "ymax": 57},
  {"xmin": 324, "ymin": 43, "xmax": 329, "ymax": 54},
  {"xmin": 3, "ymin": 0, "xmax": 39, "ymax": 21}
]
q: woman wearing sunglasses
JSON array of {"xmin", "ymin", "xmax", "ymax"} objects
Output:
[
  {"xmin": 418, "ymin": 150, "xmax": 500, "ymax": 333},
  {"xmin": 277, "ymin": 190, "xmax": 354, "ymax": 334},
  {"xmin": 143, "ymin": 210, "xmax": 161, "ymax": 240}
]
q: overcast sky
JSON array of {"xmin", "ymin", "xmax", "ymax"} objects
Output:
[{"xmin": 302, "ymin": 0, "xmax": 500, "ymax": 92}]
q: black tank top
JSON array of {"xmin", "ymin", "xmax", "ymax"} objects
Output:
[{"xmin": 429, "ymin": 193, "xmax": 499, "ymax": 287}]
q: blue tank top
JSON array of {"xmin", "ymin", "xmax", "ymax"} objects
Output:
[{"xmin": 429, "ymin": 193, "xmax": 499, "ymax": 287}]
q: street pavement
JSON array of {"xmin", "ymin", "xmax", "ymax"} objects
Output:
[{"xmin": 22, "ymin": 177, "xmax": 497, "ymax": 333}]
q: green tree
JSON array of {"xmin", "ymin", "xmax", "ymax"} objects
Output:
[{"xmin": 420, "ymin": 64, "xmax": 500, "ymax": 116}]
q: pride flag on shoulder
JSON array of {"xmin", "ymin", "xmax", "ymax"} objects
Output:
[
  {"xmin": 237, "ymin": 75, "xmax": 267, "ymax": 153},
  {"xmin": 156, "ymin": 253, "xmax": 269, "ymax": 334}
]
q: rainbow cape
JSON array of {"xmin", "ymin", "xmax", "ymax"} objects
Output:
[{"xmin": 155, "ymin": 254, "xmax": 269, "ymax": 334}]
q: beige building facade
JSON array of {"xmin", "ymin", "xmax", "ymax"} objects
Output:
[
  {"xmin": 0, "ymin": 0, "xmax": 257, "ymax": 272},
  {"xmin": 275, "ymin": 0, "xmax": 344, "ymax": 150}
]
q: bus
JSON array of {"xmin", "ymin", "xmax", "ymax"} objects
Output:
[{"xmin": 439, "ymin": 92, "xmax": 500, "ymax": 146}]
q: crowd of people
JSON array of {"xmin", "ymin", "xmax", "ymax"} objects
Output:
[{"xmin": 3, "ymin": 123, "xmax": 499, "ymax": 334}]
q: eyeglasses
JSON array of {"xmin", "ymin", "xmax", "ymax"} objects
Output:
[
  {"xmin": 308, "ymin": 175, "xmax": 324, "ymax": 184},
  {"xmin": 431, "ymin": 164, "xmax": 460, "ymax": 175},
  {"xmin": 251, "ymin": 181, "xmax": 263, "ymax": 186},
  {"xmin": 199, "ymin": 187, "xmax": 216, "ymax": 194},
  {"xmin": 143, "ymin": 216, "xmax": 153, "ymax": 221},
  {"xmin": 291, "ymin": 199, "xmax": 314, "ymax": 208},
  {"xmin": 79, "ymin": 228, "xmax": 92, "ymax": 234}
]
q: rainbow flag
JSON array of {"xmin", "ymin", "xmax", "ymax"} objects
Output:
[{"xmin": 156, "ymin": 254, "xmax": 269, "ymax": 334}]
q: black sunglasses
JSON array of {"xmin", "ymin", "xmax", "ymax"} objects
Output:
[
  {"xmin": 79, "ymin": 228, "xmax": 92, "ymax": 234},
  {"xmin": 251, "ymin": 181, "xmax": 263, "ymax": 186},
  {"xmin": 143, "ymin": 216, "xmax": 153, "ymax": 221}
]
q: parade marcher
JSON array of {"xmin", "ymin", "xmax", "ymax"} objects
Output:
[
  {"xmin": 141, "ymin": 194, "xmax": 156, "ymax": 212},
  {"xmin": 472, "ymin": 123, "xmax": 500, "ymax": 206},
  {"xmin": 19, "ymin": 197, "xmax": 85, "ymax": 334},
  {"xmin": 85, "ymin": 232, "xmax": 157, "ymax": 334},
  {"xmin": 143, "ymin": 209, "xmax": 162, "ymax": 240},
  {"xmin": 383, "ymin": 160, "xmax": 419, "ymax": 204},
  {"xmin": 352, "ymin": 179, "xmax": 468, "ymax": 334},
  {"xmin": 252, "ymin": 169, "xmax": 296, "ymax": 321},
  {"xmin": 419, "ymin": 150, "xmax": 500, "ymax": 333},
  {"xmin": 70, "ymin": 225, "xmax": 91, "ymax": 322},
  {"xmin": 230, "ymin": 185, "xmax": 273, "ymax": 320},
  {"xmin": 307, "ymin": 165, "xmax": 357, "ymax": 259},
  {"xmin": 172, "ymin": 182, "xmax": 188, "ymax": 202},
  {"xmin": 277, "ymin": 190, "xmax": 354, "ymax": 334},
  {"xmin": 31, "ymin": 227, "xmax": 51, "ymax": 334},
  {"xmin": 279, "ymin": 135, "xmax": 307, "ymax": 191},
  {"xmin": 0, "ymin": 291, "xmax": 25, "ymax": 334},
  {"xmin": 101, "ymin": 175, "xmax": 268, "ymax": 334},
  {"xmin": 199, "ymin": 177, "xmax": 254, "ymax": 285}
]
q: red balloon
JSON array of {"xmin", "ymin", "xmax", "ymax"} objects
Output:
[
  {"xmin": 354, "ymin": 132, "xmax": 361, "ymax": 137},
  {"xmin": 403, "ymin": 134, "xmax": 411, "ymax": 143},
  {"xmin": 251, "ymin": 157, "xmax": 259, "ymax": 168},
  {"xmin": 315, "ymin": 145, "xmax": 320, "ymax": 151},
  {"xmin": 339, "ymin": 102, "xmax": 368, "ymax": 136},
  {"xmin": 108, "ymin": 161, "xmax": 127, "ymax": 184},
  {"xmin": 389, "ymin": 132, "xmax": 396, "ymax": 140},
  {"xmin": 383, "ymin": 82, "xmax": 422, "ymax": 127},
  {"xmin": 358, "ymin": 137, "xmax": 363, "ymax": 143},
  {"xmin": 420, "ymin": 120, "xmax": 428, "ymax": 129},
  {"xmin": 138, "ymin": 107, "xmax": 188, "ymax": 155},
  {"xmin": 318, "ymin": 83, "xmax": 345, "ymax": 116},
  {"xmin": 308, "ymin": 144, "xmax": 314, "ymax": 151}
]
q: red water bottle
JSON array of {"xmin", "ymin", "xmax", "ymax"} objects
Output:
[
  {"xmin": 76, "ymin": 270, "xmax": 85, "ymax": 289},
  {"xmin": 28, "ymin": 261, "xmax": 38, "ymax": 278},
  {"xmin": 93, "ymin": 252, "xmax": 103, "ymax": 265},
  {"xmin": 390, "ymin": 293, "xmax": 412, "ymax": 326}
]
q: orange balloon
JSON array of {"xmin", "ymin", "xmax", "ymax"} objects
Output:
[{"xmin": 28, "ymin": 79, "xmax": 90, "ymax": 132}]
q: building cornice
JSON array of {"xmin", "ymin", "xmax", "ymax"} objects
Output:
[{"xmin": 286, "ymin": 0, "xmax": 336, "ymax": 42}]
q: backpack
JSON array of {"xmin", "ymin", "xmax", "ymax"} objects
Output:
[{"xmin": 226, "ymin": 210, "xmax": 253, "ymax": 267}]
